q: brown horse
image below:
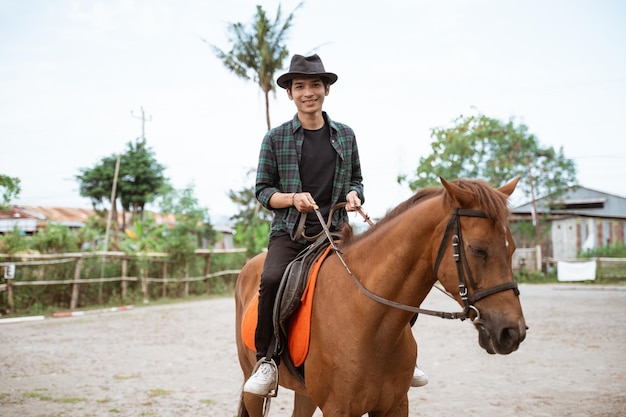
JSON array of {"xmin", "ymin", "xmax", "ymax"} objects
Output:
[{"xmin": 235, "ymin": 177, "xmax": 527, "ymax": 417}]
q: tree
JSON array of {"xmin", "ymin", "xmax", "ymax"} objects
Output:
[
  {"xmin": 119, "ymin": 214, "xmax": 167, "ymax": 304},
  {"xmin": 117, "ymin": 138, "xmax": 168, "ymax": 219},
  {"xmin": 76, "ymin": 138, "xmax": 168, "ymax": 227},
  {"xmin": 207, "ymin": 2, "xmax": 302, "ymax": 130},
  {"xmin": 398, "ymin": 112, "xmax": 578, "ymax": 201},
  {"xmin": 0, "ymin": 174, "xmax": 21, "ymax": 209},
  {"xmin": 228, "ymin": 170, "xmax": 272, "ymax": 255},
  {"xmin": 159, "ymin": 185, "xmax": 216, "ymax": 262}
]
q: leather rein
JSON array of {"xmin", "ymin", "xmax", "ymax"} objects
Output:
[{"xmin": 302, "ymin": 204, "xmax": 519, "ymax": 322}]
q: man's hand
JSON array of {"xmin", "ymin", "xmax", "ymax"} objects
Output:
[
  {"xmin": 345, "ymin": 190, "xmax": 361, "ymax": 212},
  {"xmin": 293, "ymin": 192, "xmax": 317, "ymax": 212}
]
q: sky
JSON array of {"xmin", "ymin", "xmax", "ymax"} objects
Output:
[{"xmin": 2, "ymin": 0, "xmax": 625, "ymax": 225}]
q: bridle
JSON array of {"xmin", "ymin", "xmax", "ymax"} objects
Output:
[
  {"xmin": 431, "ymin": 207, "xmax": 520, "ymax": 321},
  {"xmin": 310, "ymin": 204, "xmax": 520, "ymax": 322}
]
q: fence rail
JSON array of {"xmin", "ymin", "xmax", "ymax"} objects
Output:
[{"xmin": 0, "ymin": 249, "xmax": 247, "ymax": 314}]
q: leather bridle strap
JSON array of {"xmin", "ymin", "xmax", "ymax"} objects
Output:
[
  {"xmin": 313, "ymin": 205, "xmax": 473, "ymax": 320},
  {"xmin": 434, "ymin": 207, "xmax": 519, "ymax": 315},
  {"xmin": 312, "ymin": 204, "xmax": 519, "ymax": 321},
  {"xmin": 471, "ymin": 282, "xmax": 520, "ymax": 303}
]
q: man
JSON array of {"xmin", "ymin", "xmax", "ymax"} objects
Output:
[{"xmin": 243, "ymin": 54, "xmax": 427, "ymax": 397}]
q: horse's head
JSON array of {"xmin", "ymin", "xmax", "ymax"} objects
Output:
[{"xmin": 435, "ymin": 177, "xmax": 527, "ymax": 355}]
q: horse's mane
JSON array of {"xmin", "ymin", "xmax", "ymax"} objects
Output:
[{"xmin": 342, "ymin": 179, "xmax": 510, "ymax": 245}]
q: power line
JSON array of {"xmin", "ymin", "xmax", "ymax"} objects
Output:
[{"xmin": 130, "ymin": 106, "xmax": 152, "ymax": 140}]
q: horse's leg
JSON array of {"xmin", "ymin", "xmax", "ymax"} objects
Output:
[
  {"xmin": 242, "ymin": 392, "xmax": 268, "ymax": 417},
  {"xmin": 367, "ymin": 395, "xmax": 409, "ymax": 417},
  {"xmin": 292, "ymin": 391, "xmax": 317, "ymax": 417}
]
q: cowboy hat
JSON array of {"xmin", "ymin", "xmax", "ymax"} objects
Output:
[{"xmin": 276, "ymin": 54, "xmax": 338, "ymax": 89}]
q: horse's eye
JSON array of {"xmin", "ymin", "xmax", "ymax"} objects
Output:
[{"xmin": 469, "ymin": 245, "xmax": 488, "ymax": 262}]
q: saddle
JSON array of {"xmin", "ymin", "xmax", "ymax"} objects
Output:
[{"xmin": 272, "ymin": 235, "xmax": 338, "ymax": 382}]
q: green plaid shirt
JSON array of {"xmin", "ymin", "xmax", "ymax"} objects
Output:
[{"xmin": 255, "ymin": 112, "xmax": 365, "ymax": 241}]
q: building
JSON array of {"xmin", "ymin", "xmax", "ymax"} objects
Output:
[
  {"xmin": 0, "ymin": 206, "xmax": 234, "ymax": 249},
  {"xmin": 510, "ymin": 186, "xmax": 626, "ymax": 267}
]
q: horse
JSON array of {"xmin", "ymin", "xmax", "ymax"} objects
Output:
[{"xmin": 235, "ymin": 177, "xmax": 527, "ymax": 417}]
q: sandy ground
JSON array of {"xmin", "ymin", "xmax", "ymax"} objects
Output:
[{"xmin": 1, "ymin": 283, "xmax": 625, "ymax": 417}]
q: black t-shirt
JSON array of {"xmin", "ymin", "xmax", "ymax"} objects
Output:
[{"xmin": 300, "ymin": 123, "xmax": 336, "ymax": 236}]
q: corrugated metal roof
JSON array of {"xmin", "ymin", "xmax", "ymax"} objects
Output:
[
  {"xmin": 1, "ymin": 206, "xmax": 177, "ymax": 231},
  {"xmin": 512, "ymin": 186, "xmax": 626, "ymax": 219},
  {"xmin": 21, "ymin": 206, "xmax": 94, "ymax": 225}
]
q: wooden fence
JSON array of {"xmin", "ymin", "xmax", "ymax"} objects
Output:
[{"xmin": 0, "ymin": 249, "xmax": 247, "ymax": 314}]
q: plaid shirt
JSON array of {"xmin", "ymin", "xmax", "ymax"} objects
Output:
[{"xmin": 255, "ymin": 112, "xmax": 365, "ymax": 241}]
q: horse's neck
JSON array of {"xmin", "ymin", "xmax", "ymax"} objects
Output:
[{"xmin": 345, "ymin": 198, "xmax": 444, "ymax": 313}]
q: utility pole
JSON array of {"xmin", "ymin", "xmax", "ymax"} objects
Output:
[
  {"xmin": 131, "ymin": 106, "xmax": 152, "ymax": 140},
  {"xmin": 527, "ymin": 155, "xmax": 542, "ymax": 271}
]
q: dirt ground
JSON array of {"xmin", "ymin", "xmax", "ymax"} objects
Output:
[{"xmin": 1, "ymin": 283, "xmax": 625, "ymax": 417}]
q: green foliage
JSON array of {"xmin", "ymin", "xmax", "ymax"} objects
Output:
[
  {"xmin": 398, "ymin": 112, "xmax": 578, "ymax": 201},
  {"xmin": 160, "ymin": 185, "xmax": 215, "ymax": 258},
  {"xmin": 0, "ymin": 226, "xmax": 30, "ymax": 254},
  {"xmin": 76, "ymin": 139, "xmax": 168, "ymax": 220},
  {"xmin": 0, "ymin": 180, "xmax": 240, "ymax": 315},
  {"xmin": 76, "ymin": 212, "xmax": 108, "ymax": 251},
  {"xmin": 579, "ymin": 242, "xmax": 626, "ymax": 258},
  {"xmin": 159, "ymin": 185, "xmax": 216, "ymax": 278},
  {"xmin": 227, "ymin": 171, "xmax": 272, "ymax": 256},
  {"xmin": 75, "ymin": 154, "xmax": 117, "ymax": 206},
  {"xmin": 119, "ymin": 215, "xmax": 166, "ymax": 254},
  {"xmin": 209, "ymin": 2, "xmax": 302, "ymax": 129},
  {"xmin": 233, "ymin": 219, "xmax": 270, "ymax": 257},
  {"xmin": 118, "ymin": 139, "xmax": 167, "ymax": 215},
  {"xmin": 30, "ymin": 224, "xmax": 79, "ymax": 254},
  {"xmin": 514, "ymin": 269, "xmax": 557, "ymax": 283},
  {"xmin": 0, "ymin": 174, "xmax": 21, "ymax": 209}
]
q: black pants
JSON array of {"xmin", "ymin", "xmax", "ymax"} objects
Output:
[{"xmin": 255, "ymin": 234, "xmax": 309, "ymax": 363}]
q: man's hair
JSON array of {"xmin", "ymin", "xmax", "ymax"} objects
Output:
[{"xmin": 284, "ymin": 77, "xmax": 331, "ymax": 91}]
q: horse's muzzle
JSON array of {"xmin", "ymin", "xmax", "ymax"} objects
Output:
[{"xmin": 474, "ymin": 317, "xmax": 527, "ymax": 355}]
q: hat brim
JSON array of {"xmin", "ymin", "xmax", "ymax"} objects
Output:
[{"xmin": 277, "ymin": 72, "xmax": 338, "ymax": 89}]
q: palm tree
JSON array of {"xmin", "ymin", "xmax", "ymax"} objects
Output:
[{"xmin": 207, "ymin": 3, "xmax": 303, "ymax": 130}]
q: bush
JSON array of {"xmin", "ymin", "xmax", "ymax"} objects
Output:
[
  {"xmin": 514, "ymin": 268, "xmax": 557, "ymax": 284},
  {"xmin": 579, "ymin": 242, "xmax": 626, "ymax": 258}
]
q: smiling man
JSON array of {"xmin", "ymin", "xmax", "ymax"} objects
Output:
[{"xmin": 244, "ymin": 54, "xmax": 426, "ymax": 397}]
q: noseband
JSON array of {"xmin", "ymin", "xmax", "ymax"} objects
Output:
[
  {"xmin": 432, "ymin": 208, "xmax": 520, "ymax": 320},
  {"xmin": 320, "ymin": 206, "xmax": 519, "ymax": 321}
]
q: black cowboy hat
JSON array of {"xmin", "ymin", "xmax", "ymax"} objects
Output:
[{"xmin": 276, "ymin": 54, "xmax": 338, "ymax": 89}]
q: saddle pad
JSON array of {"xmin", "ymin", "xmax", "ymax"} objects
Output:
[{"xmin": 242, "ymin": 244, "xmax": 333, "ymax": 367}]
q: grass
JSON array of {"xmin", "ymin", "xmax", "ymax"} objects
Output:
[
  {"xmin": 199, "ymin": 398, "xmax": 215, "ymax": 405},
  {"xmin": 23, "ymin": 391, "xmax": 86, "ymax": 403},
  {"xmin": 147, "ymin": 388, "xmax": 172, "ymax": 397},
  {"xmin": 113, "ymin": 373, "xmax": 141, "ymax": 380}
]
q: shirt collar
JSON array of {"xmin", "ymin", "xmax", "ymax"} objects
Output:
[{"xmin": 290, "ymin": 112, "xmax": 338, "ymax": 134}]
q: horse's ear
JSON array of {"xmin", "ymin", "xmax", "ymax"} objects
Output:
[
  {"xmin": 440, "ymin": 177, "xmax": 473, "ymax": 207},
  {"xmin": 498, "ymin": 177, "xmax": 520, "ymax": 197}
]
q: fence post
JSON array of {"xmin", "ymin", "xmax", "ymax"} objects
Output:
[
  {"xmin": 204, "ymin": 252, "xmax": 212, "ymax": 294},
  {"xmin": 161, "ymin": 261, "xmax": 167, "ymax": 298},
  {"xmin": 6, "ymin": 277, "xmax": 14, "ymax": 314},
  {"xmin": 4, "ymin": 257, "xmax": 14, "ymax": 314},
  {"xmin": 184, "ymin": 266, "xmax": 190, "ymax": 297},
  {"xmin": 70, "ymin": 256, "xmax": 84, "ymax": 310},
  {"xmin": 121, "ymin": 257, "xmax": 128, "ymax": 301}
]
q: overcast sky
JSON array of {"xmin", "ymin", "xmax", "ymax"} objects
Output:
[{"xmin": 2, "ymin": 0, "xmax": 625, "ymax": 223}]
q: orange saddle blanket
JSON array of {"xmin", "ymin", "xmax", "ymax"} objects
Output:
[{"xmin": 242, "ymin": 245, "xmax": 332, "ymax": 367}]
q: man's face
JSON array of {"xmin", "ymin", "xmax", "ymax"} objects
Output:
[{"xmin": 287, "ymin": 77, "xmax": 329, "ymax": 115}]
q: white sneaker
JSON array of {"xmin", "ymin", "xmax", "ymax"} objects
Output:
[
  {"xmin": 243, "ymin": 362, "xmax": 278, "ymax": 397},
  {"xmin": 411, "ymin": 365, "xmax": 429, "ymax": 387}
]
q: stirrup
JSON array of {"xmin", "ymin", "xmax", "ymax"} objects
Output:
[{"xmin": 250, "ymin": 357, "xmax": 279, "ymax": 398}]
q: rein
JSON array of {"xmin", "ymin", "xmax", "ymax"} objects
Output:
[{"xmin": 306, "ymin": 204, "xmax": 519, "ymax": 321}]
